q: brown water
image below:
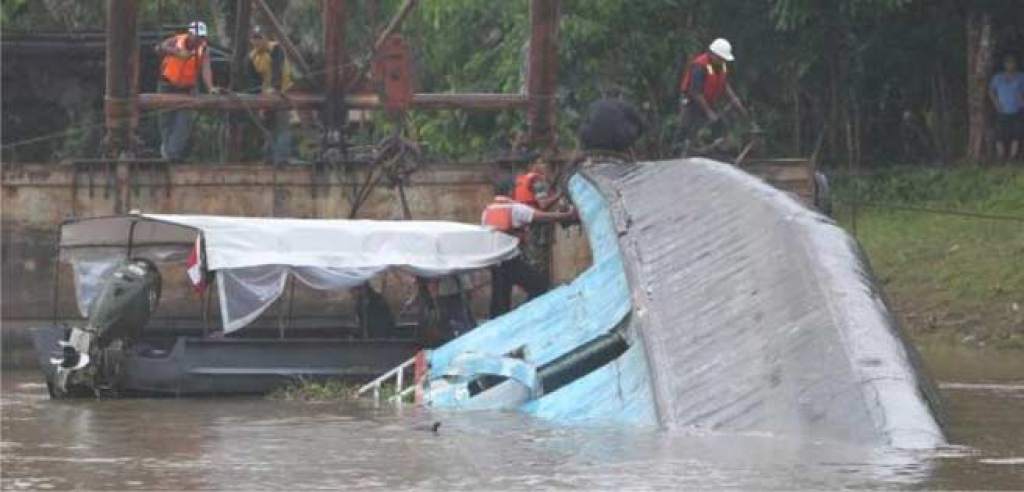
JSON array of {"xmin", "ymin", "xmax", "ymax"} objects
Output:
[{"xmin": 2, "ymin": 347, "xmax": 1023, "ymax": 490}]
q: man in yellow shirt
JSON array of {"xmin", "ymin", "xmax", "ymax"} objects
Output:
[{"xmin": 248, "ymin": 27, "xmax": 294, "ymax": 164}]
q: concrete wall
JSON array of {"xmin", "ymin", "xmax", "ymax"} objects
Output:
[{"xmin": 1, "ymin": 162, "xmax": 591, "ymax": 364}]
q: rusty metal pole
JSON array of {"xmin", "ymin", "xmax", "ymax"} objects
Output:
[
  {"xmin": 105, "ymin": 0, "xmax": 139, "ymax": 214},
  {"xmin": 527, "ymin": 0, "xmax": 560, "ymax": 151},
  {"xmin": 322, "ymin": 0, "xmax": 348, "ymax": 164},
  {"xmin": 104, "ymin": 0, "xmax": 139, "ymax": 160},
  {"xmin": 225, "ymin": 0, "xmax": 253, "ymax": 163}
]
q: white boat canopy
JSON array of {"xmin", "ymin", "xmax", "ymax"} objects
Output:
[{"xmin": 60, "ymin": 214, "xmax": 519, "ymax": 332}]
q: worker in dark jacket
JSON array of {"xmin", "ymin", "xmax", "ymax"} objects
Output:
[
  {"xmin": 482, "ymin": 180, "xmax": 577, "ymax": 318},
  {"xmin": 678, "ymin": 38, "xmax": 750, "ymax": 154},
  {"xmin": 248, "ymin": 26, "xmax": 294, "ymax": 164}
]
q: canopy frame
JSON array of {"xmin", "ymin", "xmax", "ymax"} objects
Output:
[{"xmin": 54, "ymin": 213, "xmax": 518, "ymax": 334}]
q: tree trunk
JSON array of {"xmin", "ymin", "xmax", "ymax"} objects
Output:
[{"xmin": 965, "ymin": 7, "xmax": 994, "ymax": 163}]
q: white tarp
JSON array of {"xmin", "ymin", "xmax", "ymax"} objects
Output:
[{"xmin": 61, "ymin": 214, "xmax": 519, "ymax": 332}]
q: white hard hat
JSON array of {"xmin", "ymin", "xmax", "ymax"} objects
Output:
[
  {"xmin": 188, "ymin": 20, "xmax": 208, "ymax": 38},
  {"xmin": 709, "ymin": 38, "xmax": 734, "ymax": 62}
]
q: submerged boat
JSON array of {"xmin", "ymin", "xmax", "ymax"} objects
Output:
[
  {"xmin": 399, "ymin": 158, "xmax": 946, "ymax": 449},
  {"xmin": 32, "ymin": 214, "xmax": 518, "ymax": 397}
]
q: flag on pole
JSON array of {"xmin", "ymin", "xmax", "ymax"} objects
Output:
[{"xmin": 186, "ymin": 235, "xmax": 207, "ymax": 293}]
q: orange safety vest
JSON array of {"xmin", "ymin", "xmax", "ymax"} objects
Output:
[
  {"xmin": 161, "ymin": 34, "xmax": 205, "ymax": 89},
  {"xmin": 512, "ymin": 172, "xmax": 543, "ymax": 208},
  {"xmin": 679, "ymin": 52, "xmax": 728, "ymax": 105},
  {"xmin": 481, "ymin": 196, "xmax": 528, "ymax": 240}
]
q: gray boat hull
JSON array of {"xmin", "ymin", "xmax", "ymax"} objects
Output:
[{"xmin": 32, "ymin": 325, "xmax": 418, "ymax": 396}]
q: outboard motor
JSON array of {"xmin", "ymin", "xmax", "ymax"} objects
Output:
[{"xmin": 51, "ymin": 258, "xmax": 161, "ymax": 397}]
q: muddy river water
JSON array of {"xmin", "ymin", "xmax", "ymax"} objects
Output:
[{"xmin": 2, "ymin": 346, "xmax": 1022, "ymax": 490}]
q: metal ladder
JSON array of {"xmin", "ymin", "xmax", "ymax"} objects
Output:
[{"xmin": 355, "ymin": 351, "xmax": 424, "ymax": 405}]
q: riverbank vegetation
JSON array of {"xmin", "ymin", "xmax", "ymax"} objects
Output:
[
  {"xmin": 267, "ymin": 378, "xmax": 358, "ymax": 401},
  {"xmin": 267, "ymin": 378, "xmax": 411, "ymax": 402},
  {"xmin": 833, "ymin": 166, "xmax": 1024, "ymax": 349}
]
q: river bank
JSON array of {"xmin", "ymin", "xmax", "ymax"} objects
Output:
[{"xmin": 832, "ymin": 165, "xmax": 1024, "ymax": 350}]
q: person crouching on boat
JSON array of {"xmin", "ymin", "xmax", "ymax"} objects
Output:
[{"xmin": 482, "ymin": 180, "xmax": 577, "ymax": 318}]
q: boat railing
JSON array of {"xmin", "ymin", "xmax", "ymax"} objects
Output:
[{"xmin": 355, "ymin": 350, "xmax": 426, "ymax": 405}]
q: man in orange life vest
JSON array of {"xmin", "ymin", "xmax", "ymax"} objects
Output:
[
  {"xmin": 678, "ymin": 38, "xmax": 750, "ymax": 154},
  {"xmin": 482, "ymin": 180, "xmax": 577, "ymax": 318},
  {"xmin": 155, "ymin": 21, "xmax": 221, "ymax": 161},
  {"xmin": 512, "ymin": 158, "xmax": 563, "ymax": 282}
]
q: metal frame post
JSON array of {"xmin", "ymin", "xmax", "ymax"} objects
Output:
[
  {"xmin": 527, "ymin": 0, "xmax": 560, "ymax": 151},
  {"xmin": 322, "ymin": 0, "xmax": 349, "ymax": 164},
  {"xmin": 104, "ymin": 0, "xmax": 139, "ymax": 160},
  {"xmin": 225, "ymin": 0, "xmax": 253, "ymax": 162}
]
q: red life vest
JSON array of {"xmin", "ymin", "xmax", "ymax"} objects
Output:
[
  {"xmin": 161, "ymin": 34, "xmax": 205, "ymax": 88},
  {"xmin": 679, "ymin": 52, "xmax": 728, "ymax": 105},
  {"xmin": 512, "ymin": 172, "xmax": 543, "ymax": 208}
]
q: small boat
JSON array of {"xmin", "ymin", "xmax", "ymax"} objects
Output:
[{"xmin": 32, "ymin": 213, "xmax": 518, "ymax": 397}]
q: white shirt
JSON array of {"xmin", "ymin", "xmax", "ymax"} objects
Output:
[{"xmin": 480, "ymin": 197, "xmax": 536, "ymax": 230}]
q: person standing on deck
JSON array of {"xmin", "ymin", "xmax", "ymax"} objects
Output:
[
  {"xmin": 155, "ymin": 21, "xmax": 221, "ymax": 161},
  {"xmin": 677, "ymin": 38, "xmax": 750, "ymax": 155},
  {"xmin": 482, "ymin": 180, "xmax": 577, "ymax": 318},
  {"xmin": 248, "ymin": 26, "xmax": 296, "ymax": 165},
  {"xmin": 989, "ymin": 53, "xmax": 1024, "ymax": 162}
]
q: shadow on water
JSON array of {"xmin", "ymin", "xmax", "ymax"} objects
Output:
[{"xmin": 2, "ymin": 367, "xmax": 1022, "ymax": 490}]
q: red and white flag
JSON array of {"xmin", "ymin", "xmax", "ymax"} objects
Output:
[{"xmin": 186, "ymin": 235, "xmax": 208, "ymax": 293}]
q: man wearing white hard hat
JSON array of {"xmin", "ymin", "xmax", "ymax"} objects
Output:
[
  {"xmin": 677, "ymin": 38, "xmax": 751, "ymax": 155},
  {"xmin": 155, "ymin": 21, "xmax": 222, "ymax": 161}
]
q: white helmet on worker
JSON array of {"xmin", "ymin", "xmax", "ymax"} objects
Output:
[
  {"xmin": 709, "ymin": 38, "xmax": 734, "ymax": 62},
  {"xmin": 188, "ymin": 20, "xmax": 208, "ymax": 38}
]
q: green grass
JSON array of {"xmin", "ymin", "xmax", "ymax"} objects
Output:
[
  {"xmin": 267, "ymin": 377, "xmax": 413, "ymax": 403},
  {"xmin": 267, "ymin": 378, "xmax": 359, "ymax": 401},
  {"xmin": 832, "ymin": 166, "xmax": 1024, "ymax": 349}
]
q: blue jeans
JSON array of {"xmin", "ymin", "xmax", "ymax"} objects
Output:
[
  {"xmin": 265, "ymin": 109, "xmax": 293, "ymax": 164},
  {"xmin": 157, "ymin": 81, "xmax": 194, "ymax": 161}
]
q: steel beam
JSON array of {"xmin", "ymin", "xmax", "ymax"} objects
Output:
[
  {"xmin": 137, "ymin": 92, "xmax": 528, "ymax": 111},
  {"xmin": 527, "ymin": 0, "xmax": 560, "ymax": 150},
  {"xmin": 373, "ymin": 0, "xmax": 419, "ymax": 52},
  {"xmin": 323, "ymin": 0, "xmax": 348, "ymax": 162},
  {"xmin": 104, "ymin": 0, "xmax": 139, "ymax": 158},
  {"xmin": 226, "ymin": 0, "xmax": 253, "ymax": 162}
]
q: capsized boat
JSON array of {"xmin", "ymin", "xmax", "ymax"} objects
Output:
[
  {"xmin": 32, "ymin": 214, "xmax": 518, "ymax": 397},
  {"xmin": 411, "ymin": 158, "xmax": 946, "ymax": 449}
]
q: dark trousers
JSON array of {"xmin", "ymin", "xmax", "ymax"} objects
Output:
[
  {"xmin": 489, "ymin": 256, "xmax": 550, "ymax": 318},
  {"xmin": 678, "ymin": 99, "xmax": 724, "ymax": 156}
]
